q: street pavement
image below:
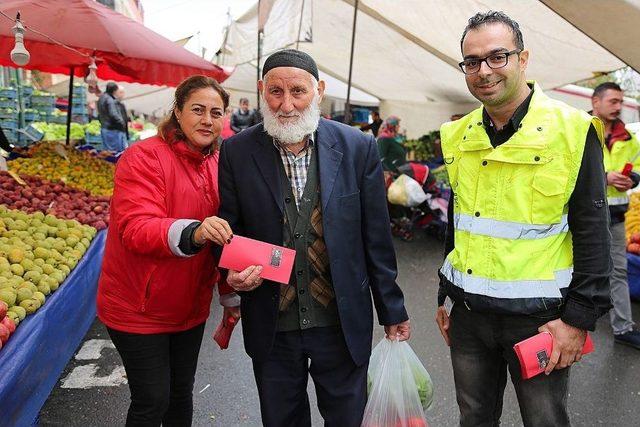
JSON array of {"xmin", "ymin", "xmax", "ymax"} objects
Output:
[{"xmin": 39, "ymin": 233, "xmax": 640, "ymax": 426}]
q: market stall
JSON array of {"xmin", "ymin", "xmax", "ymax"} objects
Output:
[
  {"xmin": 0, "ymin": 230, "xmax": 106, "ymax": 426},
  {"xmin": 0, "ymin": 132, "xmax": 116, "ymax": 423},
  {"xmin": 622, "ymin": 192, "xmax": 640, "ymax": 301}
]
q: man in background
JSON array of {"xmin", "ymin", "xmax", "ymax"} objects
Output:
[
  {"xmin": 360, "ymin": 110, "xmax": 383, "ymax": 137},
  {"xmin": 115, "ymin": 85, "xmax": 130, "ymax": 147},
  {"xmin": 230, "ymin": 97, "xmax": 257, "ymax": 133},
  {"xmin": 97, "ymin": 82, "xmax": 128, "ymax": 152},
  {"xmin": 591, "ymin": 82, "xmax": 640, "ymax": 350}
]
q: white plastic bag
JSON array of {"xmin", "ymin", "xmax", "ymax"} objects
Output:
[
  {"xmin": 362, "ymin": 339, "xmax": 433, "ymax": 427},
  {"xmin": 387, "ymin": 174, "xmax": 428, "ymax": 207}
]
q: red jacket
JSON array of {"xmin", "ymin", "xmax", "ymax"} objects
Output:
[{"xmin": 97, "ymin": 136, "xmax": 233, "ymax": 334}]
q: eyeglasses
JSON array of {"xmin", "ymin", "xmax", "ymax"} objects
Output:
[{"xmin": 458, "ymin": 49, "xmax": 522, "ymax": 75}]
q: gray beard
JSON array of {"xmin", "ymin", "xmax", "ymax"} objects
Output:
[{"xmin": 262, "ymin": 94, "xmax": 321, "ymax": 145}]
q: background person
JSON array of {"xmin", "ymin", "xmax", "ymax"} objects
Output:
[
  {"xmin": 360, "ymin": 110, "xmax": 383, "ymax": 137},
  {"xmin": 230, "ymin": 97, "xmax": 258, "ymax": 133},
  {"xmin": 591, "ymin": 81, "xmax": 640, "ymax": 349},
  {"xmin": 97, "ymin": 82, "xmax": 128, "ymax": 152},
  {"xmin": 97, "ymin": 75, "xmax": 239, "ymax": 426},
  {"xmin": 376, "ymin": 115, "xmax": 406, "ymax": 174}
]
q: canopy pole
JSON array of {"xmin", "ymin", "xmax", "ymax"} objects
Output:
[
  {"xmin": 345, "ymin": 0, "xmax": 359, "ymax": 124},
  {"xmin": 256, "ymin": 0, "xmax": 262, "ymax": 112},
  {"xmin": 65, "ymin": 68, "xmax": 74, "ymax": 145}
]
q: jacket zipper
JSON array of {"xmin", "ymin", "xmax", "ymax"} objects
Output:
[{"xmin": 141, "ymin": 278, "xmax": 152, "ymax": 312}]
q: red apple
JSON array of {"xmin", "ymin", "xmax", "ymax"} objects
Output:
[
  {"xmin": 0, "ymin": 323, "xmax": 9, "ymax": 344},
  {"xmin": 1, "ymin": 316, "xmax": 16, "ymax": 334},
  {"xmin": 0, "ymin": 301, "xmax": 7, "ymax": 320}
]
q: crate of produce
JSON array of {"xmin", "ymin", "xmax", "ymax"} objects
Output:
[
  {"xmin": 36, "ymin": 105, "xmax": 56, "ymax": 115},
  {"xmin": 2, "ymin": 129, "xmax": 17, "ymax": 144},
  {"xmin": 19, "ymin": 124, "xmax": 45, "ymax": 143},
  {"xmin": 30, "ymin": 94, "xmax": 55, "ymax": 106},
  {"xmin": 71, "ymin": 104, "xmax": 87, "ymax": 115},
  {"xmin": 73, "ymin": 84, "xmax": 87, "ymax": 96},
  {"xmin": 0, "ymin": 88, "xmax": 17, "ymax": 99},
  {"xmin": 21, "ymin": 85, "xmax": 33, "ymax": 97},
  {"xmin": 85, "ymin": 133, "xmax": 102, "ymax": 145},
  {"xmin": 0, "ymin": 119, "xmax": 17, "ymax": 130},
  {"xmin": 50, "ymin": 114, "xmax": 68, "ymax": 124},
  {"xmin": 72, "ymin": 93, "xmax": 87, "ymax": 104},
  {"xmin": 0, "ymin": 108, "xmax": 17, "ymax": 120},
  {"xmin": 23, "ymin": 110, "xmax": 40, "ymax": 122},
  {"xmin": 0, "ymin": 98, "xmax": 17, "ymax": 109},
  {"xmin": 72, "ymin": 114, "xmax": 89, "ymax": 124}
]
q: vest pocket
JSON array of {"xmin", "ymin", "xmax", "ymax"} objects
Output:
[{"xmin": 531, "ymin": 168, "xmax": 568, "ymax": 224}]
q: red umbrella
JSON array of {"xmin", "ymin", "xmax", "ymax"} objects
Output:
[{"xmin": 0, "ymin": 0, "xmax": 232, "ymax": 86}]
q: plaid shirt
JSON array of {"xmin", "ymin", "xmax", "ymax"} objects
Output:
[{"xmin": 274, "ymin": 134, "xmax": 315, "ymax": 209}]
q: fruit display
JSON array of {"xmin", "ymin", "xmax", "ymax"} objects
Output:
[
  {"xmin": 625, "ymin": 192, "xmax": 640, "ymax": 250},
  {"xmin": 31, "ymin": 122, "xmax": 85, "ymax": 141},
  {"xmin": 0, "ymin": 172, "xmax": 109, "ymax": 230},
  {"xmin": 85, "ymin": 120, "xmax": 101, "ymax": 136},
  {"xmin": 0, "ymin": 207, "xmax": 97, "ymax": 346},
  {"xmin": 8, "ymin": 142, "xmax": 115, "ymax": 196}
]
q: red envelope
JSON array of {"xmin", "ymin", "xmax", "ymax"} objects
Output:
[
  {"xmin": 513, "ymin": 331, "xmax": 594, "ymax": 380},
  {"xmin": 219, "ymin": 235, "xmax": 296, "ymax": 284}
]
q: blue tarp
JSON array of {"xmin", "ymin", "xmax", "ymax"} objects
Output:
[
  {"xmin": 0, "ymin": 230, "xmax": 106, "ymax": 427},
  {"xmin": 626, "ymin": 253, "xmax": 640, "ymax": 302}
]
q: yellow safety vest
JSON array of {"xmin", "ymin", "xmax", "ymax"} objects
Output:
[
  {"xmin": 602, "ymin": 128, "xmax": 640, "ymax": 206},
  {"xmin": 439, "ymin": 82, "xmax": 603, "ymax": 311}
]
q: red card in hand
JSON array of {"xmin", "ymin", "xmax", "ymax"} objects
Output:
[
  {"xmin": 218, "ymin": 235, "xmax": 295, "ymax": 284},
  {"xmin": 513, "ymin": 331, "xmax": 594, "ymax": 380}
]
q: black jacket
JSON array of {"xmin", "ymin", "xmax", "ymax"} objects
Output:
[
  {"xmin": 97, "ymin": 93, "xmax": 127, "ymax": 132},
  {"xmin": 230, "ymin": 109, "xmax": 257, "ymax": 133},
  {"xmin": 218, "ymin": 119, "xmax": 408, "ymax": 365}
]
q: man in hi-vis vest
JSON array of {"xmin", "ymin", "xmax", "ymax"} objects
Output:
[
  {"xmin": 434, "ymin": 11, "xmax": 611, "ymax": 426},
  {"xmin": 591, "ymin": 82, "xmax": 640, "ymax": 350}
]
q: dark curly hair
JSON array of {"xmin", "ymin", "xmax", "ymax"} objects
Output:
[{"xmin": 460, "ymin": 11, "xmax": 524, "ymax": 53}]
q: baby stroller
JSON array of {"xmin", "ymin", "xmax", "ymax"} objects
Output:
[{"xmin": 387, "ymin": 162, "xmax": 448, "ymax": 242}]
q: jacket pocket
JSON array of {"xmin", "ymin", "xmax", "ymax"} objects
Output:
[
  {"xmin": 531, "ymin": 165, "xmax": 569, "ymax": 224},
  {"xmin": 338, "ymin": 191, "xmax": 361, "ymax": 222},
  {"xmin": 140, "ymin": 267, "xmax": 157, "ymax": 312}
]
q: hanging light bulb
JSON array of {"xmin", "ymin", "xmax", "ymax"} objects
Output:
[
  {"xmin": 10, "ymin": 12, "xmax": 30, "ymax": 67},
  {"xmin": 85, "ymin": 56, "xmax": 98, "ymax": 86}
]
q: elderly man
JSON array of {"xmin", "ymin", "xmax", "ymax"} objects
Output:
[
  {"xmin": 218, "ymin": 49, "xmax": 410, "ymax": 427},
  {"xmin": 435, "ymin": 11, "xmax": 611, "ymax": 426}
]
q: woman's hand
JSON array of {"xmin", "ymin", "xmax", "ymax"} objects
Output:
[{"xmin": 193, "ymin": 216, "xmax": 233, "ymax": 246}]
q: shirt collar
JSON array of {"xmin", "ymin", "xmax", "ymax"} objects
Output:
[
  {"xmin": 482, "ymin": 83, "xmax": 534, "ymax": 132},
  {"xmin": 273, "ymin": 132, "xmax": 315, "ymax": 155}
]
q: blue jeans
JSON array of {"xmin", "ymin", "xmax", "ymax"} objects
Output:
[
  {"xmin": 101, "ymin": 128, "xmax": 128, "ymax": 152},
  {"xmin": 449, "ymin": 304, "xmax": 570, "ymax": 427}
]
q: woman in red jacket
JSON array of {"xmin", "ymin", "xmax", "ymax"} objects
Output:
[{"xmin": 97, "ymin": 75, "xmax": 238, "ymax": 426}]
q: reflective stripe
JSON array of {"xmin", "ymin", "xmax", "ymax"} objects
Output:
[
  {"xmin": 607, "ymin": 196, "xmax": 629, "ymax": 206},
  {"xmin": 440, "ymin": 258, "xmax": 571, "ymax": 299},
  {"xmin": 453, "ymin": 213, "xmax": 569, "ymax": 240}
]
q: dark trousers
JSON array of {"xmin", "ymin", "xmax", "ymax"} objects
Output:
[
  {"xmin": 252, "ymin": 326, "xmax": 368, "ymax": 427},
  {"xmin": 107, "ymin": 323, "xmax": 205, "ymax": 427},
  {"xmin": 449, "ymin": 305, "xmax": 570, "ymax": 427}
]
